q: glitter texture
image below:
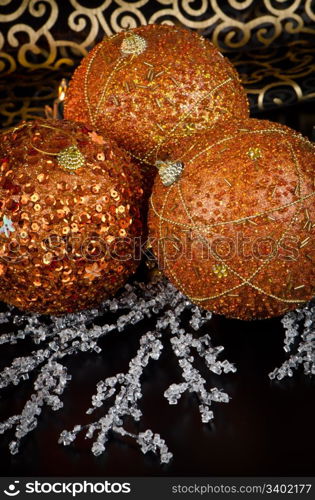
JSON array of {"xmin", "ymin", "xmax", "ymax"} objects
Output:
[
  {"xmin": 149, "ymin": 118, "xmax": 315, "ymax": 320},
  {"xmin": 0, "ymin": 120, "xmax": 143, "ymax": 314},
  {"xmin": 64, "ymin": 24, "xmax": 249, "ymax": 183}
]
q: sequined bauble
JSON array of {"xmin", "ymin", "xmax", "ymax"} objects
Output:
[
  {"xmin": 149, "ymin": 119, "xmax": 315, "ymax": 320},
  {"xmin": 0, "ymin": 119, "xmax": 143, "ymax": 314},
  {"xmin": 64, "ymin": 24, "xmax": 249, "ymax": 172}
]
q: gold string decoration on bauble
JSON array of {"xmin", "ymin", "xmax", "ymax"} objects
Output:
[
  {"xmin": 148, "ymin": 118, "xmax": 315, "ymax": 320},
  {"xmin": 64, "ymin": 24, "xmax": 249, "ymax": 189}
]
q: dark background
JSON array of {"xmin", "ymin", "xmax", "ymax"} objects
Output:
[{"xmin": 0, "ymin": 103, "xmax": 314, "ymax": 476}]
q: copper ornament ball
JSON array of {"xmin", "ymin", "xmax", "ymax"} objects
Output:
[
  {"xmin": 64, "ymin": 23, "xmax": 249, "ymax": 172},
  {"xmin": 0, "ymin": 119, "xmax": 143, "ymax": 314},
  {"xmin": 148, "ymin": 118, "xmax": 315, "ymax": 320}
]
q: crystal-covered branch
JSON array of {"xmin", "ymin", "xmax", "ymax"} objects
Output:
[
  {"xmin": 59, "ymin": 331, "xmax": 173, "ymax": 463},
  {"xmin": 165, "ymin": 334, "xmax": 236, "ymax": 423},
  {"xmin": 269, "ymin": 302, "xmax": 315, "ymax": 380},
  {"xmin": 0, "ymin": 277, "xmax": 236, "ymax": 463},
  {"xmin": 0, "ymin": 361, "xmax": 70, "ymax": 454}
]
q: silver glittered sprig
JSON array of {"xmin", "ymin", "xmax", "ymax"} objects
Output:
[
  {"xmin": 269, "ymin": 301, "xmax": 315, "ymax": 380},
  {"xmin": 2, "ymin": 276, "xmax": 312, "ymax": 463},
  {"xmin": 0, "ymin": 277, "xmax": 236, "ymax": 463},
  {"xmin": 166, "ymin": 333, "xmax": 236, "ymax": 423},
  {"xmin": 59, "ymin": 331, "xmax": 173, "ymax": 463},
  {"xmin": 1, "ymin": 361, "xmax": 70, "ymax": 455}
]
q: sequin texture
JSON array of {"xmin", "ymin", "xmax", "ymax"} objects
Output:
[{"xmin": 0, "ymin": 119, "xmax": 143, "ymax": 314}]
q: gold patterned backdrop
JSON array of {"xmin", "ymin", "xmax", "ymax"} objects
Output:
[{"xmin": 0, "ymin": 0, "xmax": 315, "ymax": 125}]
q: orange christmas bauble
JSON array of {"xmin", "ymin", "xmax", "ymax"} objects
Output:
[
  {"xmin": 0, "ymin": 119, "xmax": 143, "ymax": 314},
  {"xmin": 64, "ymin": 24, "xmax": 249, "ymax": 171},
  {"xmin": 148, "ymin": 119, "xmax": 315, "ymax": 320}
]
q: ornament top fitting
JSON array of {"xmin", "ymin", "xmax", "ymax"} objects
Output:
[
  {"xmin": 121, "ymin": 33, "xmax": 147, "ymax": 56},
  {"xmin": 57, "ymin": 145, "xmax": 85, "ymax": 171},
  {"xmin": 155, "ymin": 160, "xmax": 184, "ymax": 187}
]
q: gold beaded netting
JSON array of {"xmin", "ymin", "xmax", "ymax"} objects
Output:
[
  {"xmin": 0, "ymin": 119, "xmax": 143, "ymax": 315},
  {"xmin": 148, "ymin": 118, "xmax": 315, "ymax": 320}
]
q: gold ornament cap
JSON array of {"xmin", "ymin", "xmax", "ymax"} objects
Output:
[
  {"xmin": 57, "ymin": 145, "xmax": 85, "ymax": 171},
  {"xmin": 121, "ymin": 33, "xmax": 147, "ymax": 56},
  {"xmin": 155, "ymin": 160, "xmax": 184, "ymax": 186}
]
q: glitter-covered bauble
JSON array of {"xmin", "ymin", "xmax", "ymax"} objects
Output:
[
  {"xmin": 64, "ymin": 24, "xmax": 249, "ymax": 170},
  {"xmin": 148, "ymin": 119, "xmax": 315, "ymax": 320},
  {"xmin": 0, "ymin": 119, "xmax": 143, "ymax": 314}
]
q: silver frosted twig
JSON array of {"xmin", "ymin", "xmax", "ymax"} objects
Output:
[
  {"xmin": 0, "ymin": 277, "xmax": 236, "ymax": 463},
  {"xmin": 1, "ymin": 361, "xmax": 70, "ymax": 455},
  {"xmin": 165, "ymin": 333, "xmax": 236, "ymax": 423},
  {"xmin": 59, "ymin": 331, "xmax": 173, "ymax": 463},
  {"xmin": 269, "ymin": 302, "xmax": 315, "ymax": 380}
]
